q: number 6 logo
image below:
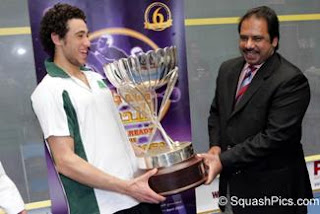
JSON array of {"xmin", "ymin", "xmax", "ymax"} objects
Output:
[{"xmin": 144, "ymin": 2, "xmax": 173, "ymax": 31}]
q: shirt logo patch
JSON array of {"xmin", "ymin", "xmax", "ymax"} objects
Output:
[{"xmin": 97, "ymin": 80, "xmax": 107, "ymax": 89}]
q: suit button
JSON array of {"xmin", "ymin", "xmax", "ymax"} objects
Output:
[
  {"xmin": 227, "ymin": 145, "xmax": 232, "ymax": 150},
  {"xmin": 235, "ymin": 170, "xmax": 241, "ymax": 175}
]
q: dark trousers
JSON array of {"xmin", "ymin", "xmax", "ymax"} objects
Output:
[{"xmin": 114, "ymin": 203, "xmax": 162, "ymax": 214}]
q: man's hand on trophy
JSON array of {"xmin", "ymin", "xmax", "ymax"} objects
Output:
[
  {"xmin": 126, "ymin": 168, "xmax": 166, "ymax": 203},
  {"xmin": 197, "ymin": 153, "xmax": 222, "ymax": 185}
]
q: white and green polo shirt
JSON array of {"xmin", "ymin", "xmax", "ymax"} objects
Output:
[{"xmin": 31, "ymin": 60, "xmax": 139, "ymax": 214}]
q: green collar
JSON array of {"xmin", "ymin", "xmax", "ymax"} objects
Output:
[{"xmin": 45, "ymin": 58, "xmax": 90, "ymax": 78}]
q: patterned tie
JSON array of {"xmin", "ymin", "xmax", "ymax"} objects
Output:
[{"xmin": 235, "ymin": 65, "xmax": 257, "ymax": 104}]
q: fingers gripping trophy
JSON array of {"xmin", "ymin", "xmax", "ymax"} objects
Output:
[{"xmin": 104, "ymin": 46, "xmax": 206, "ymax": 195}]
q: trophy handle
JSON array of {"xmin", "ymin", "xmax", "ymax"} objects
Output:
[
  {"xmin": 145, "ymin": 67, "xmax": 179, "ymax": 151},
  {"xmin": 158, "ymin": 67, "xmax": 178, "ymax": 120}
]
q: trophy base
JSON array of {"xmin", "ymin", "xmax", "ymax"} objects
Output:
[{"xmin": 148, "ymin": 155, "xmax": 207, "ymax": 196}]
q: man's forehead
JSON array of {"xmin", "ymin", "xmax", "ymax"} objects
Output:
[
  {"xmin": 66, "ymin": 18, "xmax": 88, "ymax": 33},
  {"xmin": 240, "ymin": 17, "xmax": 268, "ymax": 32}
]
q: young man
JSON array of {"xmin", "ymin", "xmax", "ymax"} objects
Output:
[
  {"xmin": 200, "ymin": 6, "xmax": 313, "ymax": 214},
  {"xmin": 31, "ymin": 3, "xmax": 164, "ymax": 214}
]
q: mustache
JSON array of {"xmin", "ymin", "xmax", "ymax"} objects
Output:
[{"xmin": 243, "ymin": 48, "xmax": 255, "ymax": 52}]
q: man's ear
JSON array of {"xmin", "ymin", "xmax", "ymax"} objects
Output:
[
  {"xmin": 272, "ymin": 37, "xmax": 278, "ymax": 49},
  {"xmin": 51, "ymin": 33, "xmax": 61, "ymax": 46}
]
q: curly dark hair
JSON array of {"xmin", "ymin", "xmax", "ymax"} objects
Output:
[
  {"xmin": 238, "ymin": 6, "xmax": 280, "ymax": 51},
  {"xmin": 40, "ymin": 3, "xmax": 86, "ymax": 57}
]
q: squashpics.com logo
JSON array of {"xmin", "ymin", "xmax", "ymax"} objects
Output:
[
  {"xmin": 217, "ymin": 196, "xmax": 320, "ymax": 208},
  {"xmin": 231, "ymin": 196, "xmax": 295, "ymax": 207}
]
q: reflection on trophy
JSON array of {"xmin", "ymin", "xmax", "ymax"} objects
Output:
[{"xmin": 104, "ymin": 46, "xmax": 206, "ymax": 195}]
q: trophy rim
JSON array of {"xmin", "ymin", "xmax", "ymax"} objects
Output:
[{"xmin": 136, "ymin": 141, "xmax": 194, "ymax": 169}]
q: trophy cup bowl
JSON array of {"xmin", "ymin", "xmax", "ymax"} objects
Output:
[{"xmin": 104, "ymin": 46, "xmax": 206, "ymax": 195}]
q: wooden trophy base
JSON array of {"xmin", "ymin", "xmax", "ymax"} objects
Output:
[{"xmin": 148, "ymin": 155, "xmax": 207, "ymax": 196}]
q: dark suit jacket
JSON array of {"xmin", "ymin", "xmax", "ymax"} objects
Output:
[{"xmin": 208, "ymin": 53, "xmax": 313, "ymax": 214}]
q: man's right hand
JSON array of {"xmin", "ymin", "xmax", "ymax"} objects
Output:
[{"xmin": 126, "ymin": 168, "xmax": 166, "ymax": 203}]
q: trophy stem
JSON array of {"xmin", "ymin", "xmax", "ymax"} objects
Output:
[
  {"xmin": 147, "ymin": 117, "xmax": 174, "ymax": 149},
  {"xmin": 158, "ymin": 68, "xmax": 178, "ymax": 121},
  {"xmin": 144, "ymin": 68, "xmax": 179, "ymax": 151},
  {"xmin": 155, "ymin": 120, "xmax": 174, "ymax": 148}
]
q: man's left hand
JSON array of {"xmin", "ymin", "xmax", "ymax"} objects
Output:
[{"xmin": 198, "ymin": 153, "xmax": 222, "ymax": 184}]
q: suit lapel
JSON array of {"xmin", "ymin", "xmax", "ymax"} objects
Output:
[
  {"xmin": 225, "ymin": 60, "xmax": 245, "ymax": 118},
  {"xmin": 229, "ymin": 53, "xmax": 279, "ymax": 120}
]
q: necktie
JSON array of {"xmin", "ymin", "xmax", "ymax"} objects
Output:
[{"xmin": 235, "ymin": 65, "xmax": 257, "ymax": 104}]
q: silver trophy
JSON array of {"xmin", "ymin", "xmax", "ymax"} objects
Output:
[{"xmin": 104, "ymin": 46, "xmax": 206, "ymax": 195}]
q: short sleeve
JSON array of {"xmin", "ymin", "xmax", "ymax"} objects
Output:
[{"xmin": 31, "ymin": 83, "xmax": 70, "ymax": 139}]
